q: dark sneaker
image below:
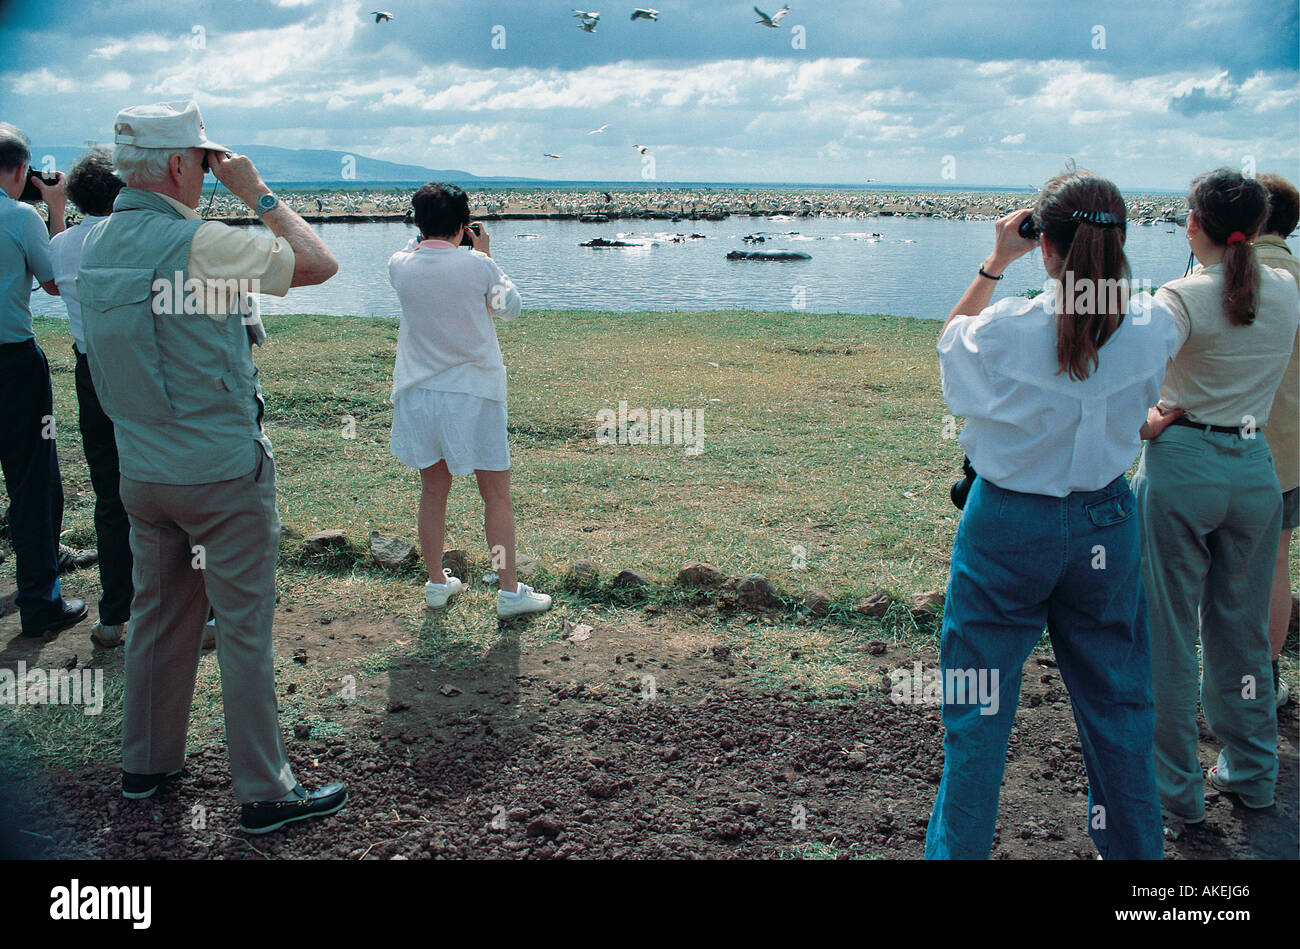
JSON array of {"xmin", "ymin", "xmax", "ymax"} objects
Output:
[
  {"xmin": 21, "ymin": 599, "xmax": 88, "ymax": 640},
  {"xmin": 122, "ymin": 769, "xmax": 183, "ymax": 800},
  {"xmin": 239, "ymin": 782, "xmax": 347, "ymax": 835},
  {"xmin": 57, "ymin": 545, "xmax": 98, "ymax": 573}
]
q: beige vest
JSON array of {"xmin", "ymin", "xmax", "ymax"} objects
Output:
[
  {"xmin": 1155, "ymin": 260, "xmax": 1299, "ymax": 432},
  {"xmin": 1254, "ymin": 235, "xmax": 1299, "ymax": 490}
]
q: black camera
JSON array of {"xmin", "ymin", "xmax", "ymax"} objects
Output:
[
  {"xmin": 950, "ymin": 455, "xmax": 977, "ymax": 510},
  {"xmin": 20, "ymin": 168, "xmax": 59, "ymax": 203},
  {"xmin": 459, "ymin": 222, "xmax": 481, "ymax": 247},
  {"xmin": 1018, "ymin": 213, "xmax": 1040, "ymax": 242}
]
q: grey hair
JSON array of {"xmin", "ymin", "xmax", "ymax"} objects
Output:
[
  {"xmin": 113, "ymin": 143, "xmax": 186, "ymax": 186},
  {"xmin": 0, "ymin": 122, "xmax": 31, "ymax": 173}
]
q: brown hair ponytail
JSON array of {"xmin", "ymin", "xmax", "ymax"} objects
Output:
[
  {"xmin": 1187, "ymin": 168, "xmax": 1269, "ymax": 326},
  {"xmin": 1033, "ymin": 171, "xmax": 1130, "ymax": 381}
]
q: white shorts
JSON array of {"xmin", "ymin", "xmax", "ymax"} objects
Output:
[{"xmin": 390, "ymin": 389, "xmax": 511, "ymax": 475}]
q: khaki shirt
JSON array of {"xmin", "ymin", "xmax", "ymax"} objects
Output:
[
  {"xmin": 1255, "ymin": 234, "xmax": 1300, "ymax": 490},
  {"xmin": 157, "ymin": 193, "xmax": 294, "ymax": 337},
  {"xmin": 1155, "ymin": 260, "xmax": 1299, "ymax": 431}
]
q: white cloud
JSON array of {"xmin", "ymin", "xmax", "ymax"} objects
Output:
[
  {"xmin": 94, "ymin": 71, "xmax": 134, "ymax": 92},
  {"xmin": 9, "ymin": 67, "xmax": 78, "ymax": 94},
  {"xmin": 91, "ymin": 35, "xmax": 176, "ymax": 59}
]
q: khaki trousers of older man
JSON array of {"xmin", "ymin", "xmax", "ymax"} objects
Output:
[{"xmin": 118, "ymin": 448, "xmax": 297, "ymax": 804}]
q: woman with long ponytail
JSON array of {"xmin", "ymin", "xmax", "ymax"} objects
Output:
[
  {"xmin": 929, "ymin": 170, "xmax": 1180, "ymax": 859},
  {"xmin": 1134, "ymin": 168, "xmax": 1300, "ymax": 828}
]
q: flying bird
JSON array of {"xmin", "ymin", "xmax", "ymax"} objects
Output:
[
  {"xmin": 587, "ymin": 124, "xmax": 610, "ymax": 134},
  {"xmin": 633, "ymin": 144, "xmax": 649, "ymax": 155},
  {"xmin": 573, "ymin": 10, "xmax": 600, "ymax": 32},
  {"xmin": 372, "ymin": 10, "xmax": 393, "ymax": 23},
  {"xmin": 631, "ymin": 8, "xmax": 659, "ymax": 20},
  {"xmin": 753, "ymin": 5, "xmax": 789, "ymax": 28},
  {"xmin": 544, "ymin": 153, "xmax": 562, "ymax": 159}
]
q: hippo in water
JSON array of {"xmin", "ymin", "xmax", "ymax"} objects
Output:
[{"xmin": 726, "ymin": 250, "xmax": 812, "ymax": 261}]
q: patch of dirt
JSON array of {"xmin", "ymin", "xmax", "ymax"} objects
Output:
[{"xmin": 1, "ymin": 600, "xmax": 1296, "ymax": 859}]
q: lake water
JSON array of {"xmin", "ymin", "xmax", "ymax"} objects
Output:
[{"xmin": 32, "ymin": 216, "xmax": 1298, "ymax": 321}]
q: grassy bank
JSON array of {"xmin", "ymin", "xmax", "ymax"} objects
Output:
[
  {"xmin": 5, "ymin": 309, "xmax": 1295, "ymax": 781},
  {"xmin": 22, "ymin": 306, "xmax": 1300, "ymax": 632},
  {"xmin": 33, "ymin": 309, "xmax": 964, "ymax": 616}
]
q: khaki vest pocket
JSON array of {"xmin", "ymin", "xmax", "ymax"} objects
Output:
[{"xmin": 81, "ymin": 267, "xmax": 176, "ymax": 421}]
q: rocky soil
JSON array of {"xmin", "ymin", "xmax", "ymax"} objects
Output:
[{"xmin": 2, "ymin": 600, "xmax": 1294, "ymax": 860}]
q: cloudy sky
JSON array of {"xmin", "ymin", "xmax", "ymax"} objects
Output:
[{"xmin": 0, "ymin": 0, "xmax": 1296, "ymax": 188}]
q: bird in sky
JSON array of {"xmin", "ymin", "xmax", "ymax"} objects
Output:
[
  {"xmin": 544, "ymin": 153, "xmax": 563, "ymax": 159},
  {"xmin": 631, "ymin": 8, "xmax": 659, "ymax": 20},
  {"xmin": 573, "ymin": 10, "xmax": 600, "ymax": 32},
  {"xmin": 633, "ymin": 144, "xmax": 649, "ymax": 155},
  {"xmin": 753, "ymin": 5, "xmax": 789, "ymax": 28},
  {"xmin": 372, "ymin": 11, "xmax": 394, "ymax": 23},
  {"xmin": 587, "ymin": 124, "xmax": 610, "ymax": 134}
]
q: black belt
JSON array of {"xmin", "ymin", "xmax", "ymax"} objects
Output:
[{"xmin": 1170, "ymin": 416, "xmax": 1260, "ymax": 436}]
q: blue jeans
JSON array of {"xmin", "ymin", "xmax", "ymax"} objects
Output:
[{"xmin": 925, "ymin": 474, "xmax": 1164, "ymax": 860}]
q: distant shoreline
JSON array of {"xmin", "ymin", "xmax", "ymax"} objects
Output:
[{"xmin": 196, "ymin": 187, "xmax": 1189, "ymax": 228}]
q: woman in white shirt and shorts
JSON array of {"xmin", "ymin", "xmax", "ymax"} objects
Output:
[
  {"xmin": 388, "ymin": 183, "xmax": 551, "ymax": 619},
  {"xmin": 928, "ymin": 171, "xmax": 1181, "ymax": 859}
]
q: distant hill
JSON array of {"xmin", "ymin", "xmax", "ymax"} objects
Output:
[{"xmin": 32, "ymin": 143, "xmax": 536, "ymax": 186}]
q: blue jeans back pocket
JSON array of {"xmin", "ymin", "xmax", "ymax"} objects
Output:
[{"xmin": 1085, "ymin": 494, "xmax": 1134, "ymax": 528}]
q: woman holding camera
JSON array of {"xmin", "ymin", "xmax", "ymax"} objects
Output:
[
  {"xmin": 928, "ymin": 171, "xmax": 1180, "ymax": 859},
  {"xmin": 388, "ymin": 183, "xmax": 551, "ymax": 619},
  {"xmin": 1135, "ymin": 168, "xmax": 1299, "ymax": 824}
]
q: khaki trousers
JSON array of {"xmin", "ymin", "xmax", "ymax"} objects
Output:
[
  {"xmin": 1133, "ymin": 425, "xmax": 1281, "ymax": 818},
  {"xmin": 119, "ymin": 448, "xmax": 296, "ymax": 804}
]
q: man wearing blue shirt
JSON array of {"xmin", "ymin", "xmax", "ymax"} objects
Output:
[{"xmin": 0, "ymin": 122, "xmax": 87, "ymax": 639}]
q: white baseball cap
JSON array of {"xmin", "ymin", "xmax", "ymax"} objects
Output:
[{"xmin": 113, "ymin": 100, "xmax": 227, "ymax": 152}]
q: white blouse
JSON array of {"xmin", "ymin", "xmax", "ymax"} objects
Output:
[
  {"xmin": 49, "ymin": 214, "xmax": 108, "ymax": 354},
  {"xmin": 389, "ymin": 238, "xmax": 522, "ymax": 404},
  {"xmin": 938, "ymin": 286, "xmax": 1180, "ymax": 497}
]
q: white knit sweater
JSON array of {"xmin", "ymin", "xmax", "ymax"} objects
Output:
[{"xmin": 388, "ymin": 238, "xmax": 522, "ymax": 403}]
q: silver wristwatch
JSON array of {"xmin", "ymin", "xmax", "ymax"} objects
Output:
[{"xmin": 255, "ymin": 192, "xmax": 280, "ymax": 217}]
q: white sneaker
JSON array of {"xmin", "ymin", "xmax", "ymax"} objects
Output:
[
  {"xmin": 497, "ymin": 583, "xmax": 552, "ymax": 618},
  {"xmin": 425, "ymin": 569, "xmax": 465, "ymax": 609},
  {"xmin": 1207, "ymin": 765, "xmax": 1273, "ymax": 810},
  {"xmin": 1277, "ymin": 680, "xmax": 1290, "ymax": 710},
  {"xmin": 90, "ymin": 622, "xmax": 126, "ymax": 648}
]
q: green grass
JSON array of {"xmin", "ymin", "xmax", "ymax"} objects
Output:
[
  {"xmin": 33, "ymin": 309, "xmax": 968, "ymax": 614},
  {"xmin": 4, "ymin": 309, "xmax": 1295, "ymax": 774},
  {"xmin": 21, "ymin": 307, "xmax": 1300, "ymax": 627}
]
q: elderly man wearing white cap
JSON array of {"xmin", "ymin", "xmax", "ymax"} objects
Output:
[{"xmin": 77, "ymin": 100, "xmax": 345, "ymax": 833}]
